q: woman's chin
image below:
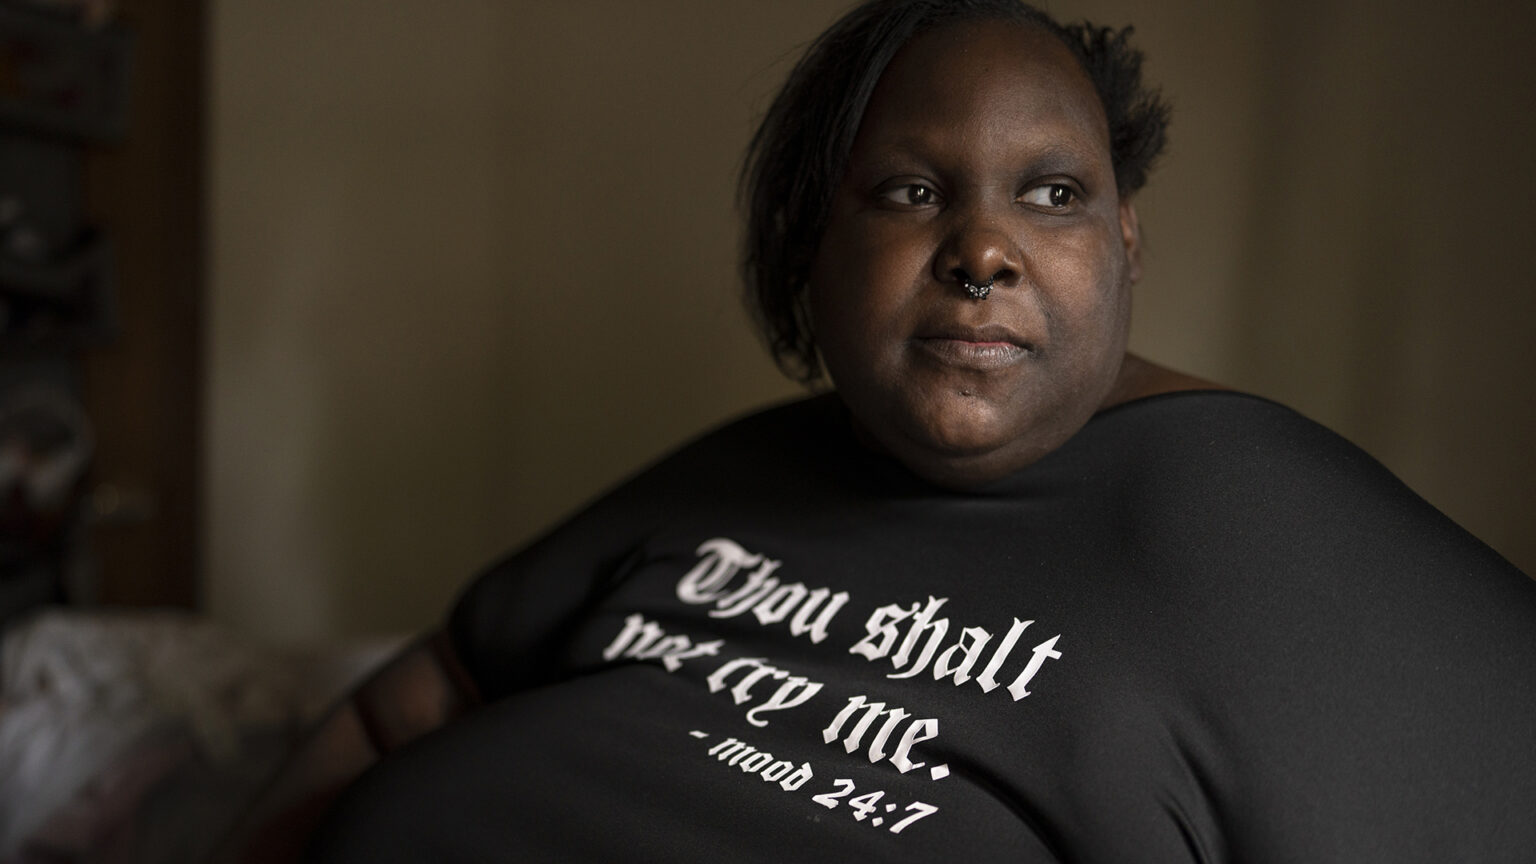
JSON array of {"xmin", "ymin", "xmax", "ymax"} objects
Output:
[
  {"xmin": 874, "ymin": 413, "xmax": 1047, "ymax": 488},
  {"xmin": 903, "ymin": 390, "xmax": 1039, "ymax": 452}
]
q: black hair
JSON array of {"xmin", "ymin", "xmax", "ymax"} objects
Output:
[{"xmin": 740, "ymin": 0, "xmax": 1171, "ymax": 384}]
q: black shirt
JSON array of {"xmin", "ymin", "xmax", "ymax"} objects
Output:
[{"xmin": 312, "ymin": 392, "xmax": 1536, "ymax": 862}]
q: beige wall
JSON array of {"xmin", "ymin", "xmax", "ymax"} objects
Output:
[{"xmin": 207, "ymin": 1, "xmax": 1536, "ymax": 645}]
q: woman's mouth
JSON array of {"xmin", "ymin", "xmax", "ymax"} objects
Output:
[{"xmin": 912, "ymin": 325, "xmax": 1035, "ymax": 371}]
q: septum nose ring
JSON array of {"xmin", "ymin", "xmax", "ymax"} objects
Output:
[{"xmin": 962, "ymin": 278, "xmax": 994, "ymax": 300}]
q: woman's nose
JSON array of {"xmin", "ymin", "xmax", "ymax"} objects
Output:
[{"xmin": 932, "ymin": 210, "xmax": 1023, "ymax": 297}]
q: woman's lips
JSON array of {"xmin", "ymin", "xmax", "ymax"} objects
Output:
[
  {"xmin": 912, "ymin": 325, "xmax": 1035, "ymax": 371},
  {"xmin": 915, "ymin": 337, "xmax": 1029, "ymax": 370}
]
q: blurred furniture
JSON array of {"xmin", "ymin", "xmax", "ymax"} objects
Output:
[
  {"xmin": 1, "ymin": 0, "xmax": 131, "ymax": 627},
  {"xmin": 0, "ymin": 607, "xmax": 402, "ymax": 864},
  {"xmin": 1, "ymin": 0, "xmax": 204, "ymax": 623}
]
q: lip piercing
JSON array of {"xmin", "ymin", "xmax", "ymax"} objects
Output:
[{"xmin": 962, "ymin": 278, "xmax": 994, "ymax": 300}]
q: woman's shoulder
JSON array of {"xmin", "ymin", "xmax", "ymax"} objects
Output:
[
  {"xmin": 1078, "ymin": 368, "xmax": 1532, "ymax": 590},
  {"xmin": 1098, "ymin": 352, "xmax": 1231, "ymax": 408},
  {"xmin": 1087, "ymin": 355, "xmax": 1369, "ymax": 479},
  {"xmin": 1085, "ymin": 381, "xmax": 1416, "ymax": 522}
]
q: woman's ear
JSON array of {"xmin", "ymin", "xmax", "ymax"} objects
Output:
[{"xmin": 1119, "ymin": 201, "xmax": 1142, "ymax": 285}]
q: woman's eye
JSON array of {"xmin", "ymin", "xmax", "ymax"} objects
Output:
[
  {"xmin": 1022, "ymin": 184, "xmax": 1075, "ymax": 208},
  {"xmin": 880, "ymin": 183, "xmax": 938, "ymax": 207}
]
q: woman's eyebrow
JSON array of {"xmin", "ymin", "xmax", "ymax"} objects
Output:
[
  {"xmin": 846, "ymin": 138, "xmax": 1105, "ymax": 188},
  {"xmin": 845, "ymin": 145, "xmax": 938, "ymax": 178},
  {"xmin": 1013, "ymin": 143, "xmax": 1097, "ymax": 175}
]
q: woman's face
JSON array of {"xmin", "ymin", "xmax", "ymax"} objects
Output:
[{"xmin": 809, "ymin": 20, "xmax": 1140, "ymax": 488}]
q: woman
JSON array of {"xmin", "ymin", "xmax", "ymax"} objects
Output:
[{"xmin": 230, "ymin": 1, "xmax": 1536, "ymax": 861}]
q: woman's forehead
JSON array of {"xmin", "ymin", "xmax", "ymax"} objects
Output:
[{"xmin": 854, "ymin": 20, "xmax": 1111, "ymax": 159}]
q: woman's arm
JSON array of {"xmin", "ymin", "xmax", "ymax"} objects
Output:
[{"xmin": 212, "ymin": 630, "xmax": 480, "ymax": 864}]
